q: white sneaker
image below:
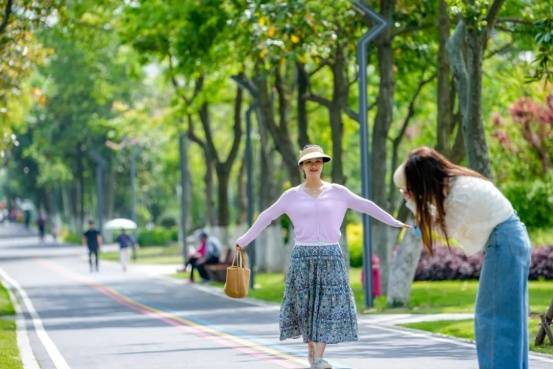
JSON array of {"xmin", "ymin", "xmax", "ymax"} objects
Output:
[{"xmin": 311, "ymin": 358, "xmax": 333, "ymax": 369}]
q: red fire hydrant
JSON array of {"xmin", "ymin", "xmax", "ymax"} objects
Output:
[{"xmin": 361, "ymin": 254, "xmax": 381, "ymax": 297}]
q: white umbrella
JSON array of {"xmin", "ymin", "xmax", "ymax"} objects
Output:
[{"xmin": 104, "ymin": 218, "xmax": 137, "ymax": 230}]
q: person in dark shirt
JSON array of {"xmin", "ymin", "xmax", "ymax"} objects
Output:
[
  {"xmin": 82, "ymin": 220, "xmax": 102, "ymax": 272},
  {"xmin": 115, "ymin": 229, "xmax": 135, "ymax": 272},
  {"xmin": 37, "ymin": 213, "xmax": 46, "ymax": 244}
]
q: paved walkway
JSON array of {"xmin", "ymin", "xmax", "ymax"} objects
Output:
[{"xmin": 1, "ymin": 222, "xmax": 551, "ymax": 369}]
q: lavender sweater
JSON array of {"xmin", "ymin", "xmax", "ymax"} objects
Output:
[{"xmin": 236, "ymin": 183, "xmax": 405, "ymax": 248}]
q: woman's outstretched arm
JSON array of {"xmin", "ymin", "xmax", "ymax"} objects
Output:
[
  {"xmin": 235, "ymin": 191, "xmax": 289, "ymax": 248},
  {"xmin": 340, "ymin": 185, "xmax": 408, "ymax": 228}
]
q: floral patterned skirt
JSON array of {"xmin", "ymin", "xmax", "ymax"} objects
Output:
[{"xmin": 279, "ymin": 244, "xmax": 358, "ymax": 344}]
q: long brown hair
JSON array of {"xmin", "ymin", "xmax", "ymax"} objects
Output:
[{"xmin": 403, "ymin": 147, "xmax": 486, "ymax": 254}]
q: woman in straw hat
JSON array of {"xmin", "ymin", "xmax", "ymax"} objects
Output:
[
  {"xmin": 393, "ymin": 146, "xmax": 531, "ymax": 369},
  {"xmin": 235, "ymin": 144, "xmax": 409, "ymax": 369}
]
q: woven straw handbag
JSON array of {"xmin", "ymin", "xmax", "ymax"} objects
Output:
[{"xmin": 223, "ymin": 249, "xmax": 250, "ymax": 298}]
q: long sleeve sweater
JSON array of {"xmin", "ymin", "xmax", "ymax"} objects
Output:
[{"xmin": 235, "ymin": 183, "xmax": 405, "ymax": 248}]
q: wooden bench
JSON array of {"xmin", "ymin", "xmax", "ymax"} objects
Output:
[{"xmin": 205, "ymin": 248, "xmax": 236, "ymax": 282}]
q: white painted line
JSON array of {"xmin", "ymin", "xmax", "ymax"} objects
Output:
[
  {"xmin": 0, "ymin": 268, "xmax": 71, "ymax": 369},
  {"xmin": 2, "ymin": 274, "xmax": 40, "ymax": 369},
  {"xmin": 372, "ymin": 324, "xmax": 475, "ymax": 348}
]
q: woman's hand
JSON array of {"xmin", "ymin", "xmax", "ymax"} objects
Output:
[{"xmin": 235, "ymin": 244, "xmax": 242, "ymax": 252}]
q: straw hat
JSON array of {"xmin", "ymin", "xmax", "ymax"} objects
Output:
[{"xmin": 297, "ymin": 145, "xmax": 332, "ymax": 165}]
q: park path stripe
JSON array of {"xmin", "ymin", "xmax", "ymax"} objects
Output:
[
  {"xmin": 0, "ymin": 267, "xmax": 71, "ymax": 369},
  {"xmin": 37, "ymin": 259, "xmax": 308, "ymax": 369}
]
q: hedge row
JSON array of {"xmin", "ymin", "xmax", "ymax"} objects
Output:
[
  {"xmin": 415, "ymin": 245, "xmax": 553, "ymax": 280},
  {"xmin": 136, "ymin": 227, "xmax": 178, "ymax": 247}
]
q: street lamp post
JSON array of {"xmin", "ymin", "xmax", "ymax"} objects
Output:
[
  {"xmin": 231, "ymin": 75, "xmax": 259, "ymax": 289},
  {"xmin": 353, "ymin": 0, "xmax": 388, "ymax": 309}
]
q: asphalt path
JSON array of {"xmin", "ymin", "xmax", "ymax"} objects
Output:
[{"xmin": 1, "ymin": 223, "xmax": 551, "ymax": 369}]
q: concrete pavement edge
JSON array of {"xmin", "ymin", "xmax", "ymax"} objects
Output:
[{"xmin": 0, "ymin": 268, "xmax": 41, "ymax": 369}]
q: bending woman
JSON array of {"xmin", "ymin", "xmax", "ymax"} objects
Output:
[
  {"xmin": 235, "ymin": 144, "xmax": 409, "ymax": 369},
  {"xmin": 393, "ymin": 146, "xmax": 531, "ymax": 369}
]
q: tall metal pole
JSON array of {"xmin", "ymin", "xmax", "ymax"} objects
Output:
[
  {"xmin": 353, "ymin": 0, "xmax": 388, "ymax": 309},
  {"xmin": 179, "ymin": 132, "xmax": 190, "ymax": 268},
  {"xmin": 245, "ymin": 104, "xmax": 256, "ymax": 288}
]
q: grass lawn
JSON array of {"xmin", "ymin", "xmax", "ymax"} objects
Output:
[
  {"xmin": 0, "ymin": 282, "xmax": 22, "ymax": 369},
  {"xmin": 101, "ymin": 244, "xmax": 183, "ymax": 265},
  {"xmin": 177, "ymin": 267, "xmax": 552, "ymax": 315},
  {"xmin": 115, "ymin": 245, "xmax": 553, "ymax": 357},
  {"xmin": 401, "ymin": 318, "xmax": 553, "ymax": 356},
  {"xmin": 529, "ymin": 226, "xmax": 553, "ymax": 247}
]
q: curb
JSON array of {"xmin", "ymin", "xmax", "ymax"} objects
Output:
[{"xmin": 0, "ymin": 270, "xmax": 41, "ymax": 369}]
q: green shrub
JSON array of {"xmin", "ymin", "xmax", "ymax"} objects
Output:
[
  {"xmin": 137, "ymin": 227, "xmax": 178, "ymax": 247},
  {"xmin": 61, "ymin": 229, "xmax": 82, "ymax": 244},
  {"xmin": 347, "ymin": 223, "xmax": 363, "ymax": 267},
  {"xmin": 503, "ymin": 173, "xmax": 553, "ymax": 229},
  {"xmin": 160, "ymin": 216, "xmax": 177, "ymax": 228}
]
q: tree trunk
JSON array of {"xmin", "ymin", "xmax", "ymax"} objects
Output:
[
  {"xmin": 187, "ymin": 112, "xmax": 216, "ymax": 227},
  {"xmin": 237, "ymin": 157, "xmax": 247, "ymax": 225},
  {"xmin": 447, "ymin": 0, "xmax": 506, "ymax": 177},
  {"xmin": 436, "ymin": 0, "xmax": 454, "ymax": 155},
  {"xmin": 205, "ymin": 158, "xmax": 216, "ymax": 226},
  {"xmin": 215, "ymin": 167, "xmax": 231, "ymax": 226},
  {"xmin": 465, "ymin": 28, "xmax": 492, "ymax": 177},
  {"xmin": 106, "ymin": 161, "xmax": 115, "ymax": 220},
  {"xmin": 199, "ymin": 84, "xmax": 243, "ymax": 226},
  {"xmin": 387, "ymin": 219, "xmax": 422, "ymax": 307},
  {"xmin": 256, "ymin": 68, "xmax": 300, "ymax": 185},
  {"xmin": 178, "ymin": 131, "xmax": 190, "ymax": 265},
  {"xmin": 61, "ymin": 185, "xmax": 72, "ymax": 226},
  {"xmin": 257, "ymin": 110, "xmax": 277, "ymax": 209},
  {"xmin": 329, "ymin": 43, "xmax": 347, "ymax": 185},
  {"xmin": 371, "ymin": 0, "xmax": 396, "ymax": 294},
  {"xmin": 76, "ymin": 145, "xmax": 85, "ymax": 231},
  {"xmin": 453, "ymin": 22, "xmax": 492, "ymax": 177},
  {"xmin": 296, "ymin": 62, "xmax": 310, "ymax": 148},
  {"xmin": 0, "ymin": 0, "xmax": 13, "ymax": 35}
]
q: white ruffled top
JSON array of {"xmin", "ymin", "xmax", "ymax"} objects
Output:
[{"xmin": 406, "ymin": 176, "xmax": 514, "ymax": 255}]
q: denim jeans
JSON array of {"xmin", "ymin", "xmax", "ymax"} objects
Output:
[{"xmin": 475, "ymin": 214, "xmax": 531, "ymax": 369}]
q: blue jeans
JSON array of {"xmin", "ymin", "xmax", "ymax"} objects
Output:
[{"xmin": 475, "ymin": 214, "xmax": 531, "ymax": 369}]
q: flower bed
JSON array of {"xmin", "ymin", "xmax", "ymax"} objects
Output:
[{"xmin": 415, "ymin": 245, "xmax": 553, "ymax": 280}]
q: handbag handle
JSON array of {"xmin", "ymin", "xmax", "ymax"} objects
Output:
[{"xmin": 232, "ymin": 249, "xmax": 244, "ymax": 268}]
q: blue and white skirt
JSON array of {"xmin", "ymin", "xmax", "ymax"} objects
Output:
[{"xmin": 279, "ymin": 243, "xmax": 358, "ymax": 344}]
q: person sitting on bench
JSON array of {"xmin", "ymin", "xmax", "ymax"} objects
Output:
[{"xmin": 185, "ymin": 230, "xmax": 221, "ymax": 283}]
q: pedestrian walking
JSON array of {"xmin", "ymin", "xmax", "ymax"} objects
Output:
[
  {"xmin": 115, "ymin": 229, "xmax": 135, "ymax": 272},
  {"xmin": 185, "ymin": 230, "xmax": 221, "ymax": 283},
  {"xmin": 51, "ymin": 217, "xmax": 60, "ymax": 245},
  {"xmin": 393, "ymin": 146, "xmax": 531, "ymax": 369},
  {"xmin": 37, "ymin": 212, "xmax": 46, "ymax": 243},
  {"xmin": 82, "ymin": 220, "xmax": 102, "ymax": 272},
  {"xmin": 235, "ymin": 144, "xmax": 409, "ymax": 369}
]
